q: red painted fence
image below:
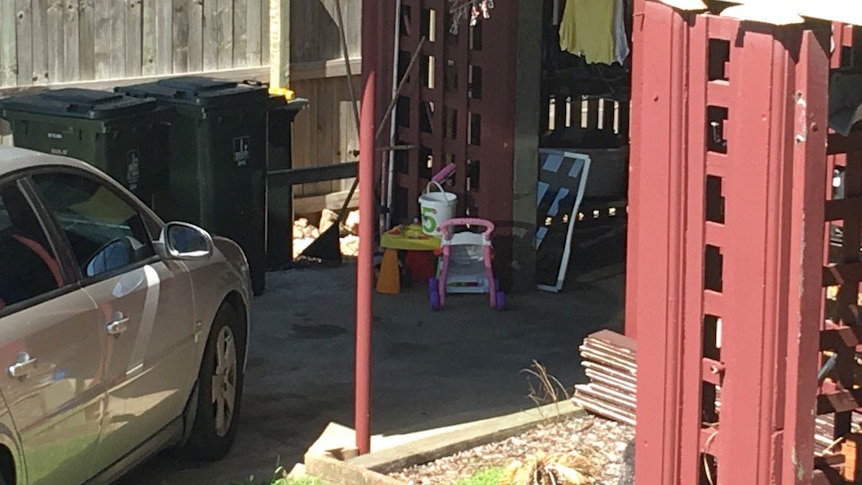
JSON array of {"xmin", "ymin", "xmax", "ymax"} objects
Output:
[
  {"xmin": 625, "ymin": 2, "xmax": 862, "ymax": 483},
  {"xmin": 374, "ymin": 0, "xmax": 518, "ymax": 285}
]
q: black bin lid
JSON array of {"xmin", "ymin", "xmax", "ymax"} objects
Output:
[
  {"xmin": 118, "ymin": 76, "xmax": 268, "ymax": 108},
  {"xmin": 0, "ymin": 88, "xmax": 159, "ymax": 120}
]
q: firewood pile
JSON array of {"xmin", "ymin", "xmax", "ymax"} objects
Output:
[
  {"xmin": 292, "ymin": 209, "xmax": 360, "ymax": 259},
  {"xmin": 572, "ymin": 330, "xmax": 862, "ymax": 455}
]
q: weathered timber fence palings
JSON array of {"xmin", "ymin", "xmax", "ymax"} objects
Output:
[
  {"xmin": 0, "ymin": 0, "xmax": 271, "ymax": 146},
  {"xmin": 0, "ymin": 0, "xmax": 364, "ymax": 209},
  {"xmin": 0, "ymin": 0, "xmax": 269, "ymax": 87},
  {"xmin": 288, "ymin": 0, "xmax": 362, "ymax": 203},
  {"xmin": 629, "ymin": 2, "xmax": 834, "ymax": 484}
]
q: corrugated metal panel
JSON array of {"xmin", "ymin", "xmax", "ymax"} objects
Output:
[{"xmin": 656, "ymin": 0, "xmax": 862, "ymax": 26}]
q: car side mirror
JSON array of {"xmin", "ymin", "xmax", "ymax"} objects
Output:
[{"xmin": 158, "ymin": 222, "xmax": 213, "ymax": 260}]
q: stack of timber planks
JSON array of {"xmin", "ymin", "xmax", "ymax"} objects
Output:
[
  {"xmin": 572, "ymin": 329, "xmax": 862, "ymax": 452},
  {"xmin": 572, "ymin": 330, "xmax": 637, "ymax": 426}
]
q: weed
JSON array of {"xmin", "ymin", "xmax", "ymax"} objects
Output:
[
  {"xmin": 454, "ymin": 467, "xmax": 505, "ymax": 485},
  {"xmin": 521, "ymin": 360, "xmax": 571, "ymax": 419}
]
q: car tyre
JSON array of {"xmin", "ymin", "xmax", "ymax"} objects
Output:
[{"xmin": 184, "ymin": 302, "xmax": 245, "ymax": 461}]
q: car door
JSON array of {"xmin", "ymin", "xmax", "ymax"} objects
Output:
[
  {"xmin": 0, "ymin": 177, "xmax": 106, "ymax": 485},
  {"xmin": 29, "ymin": 170, "xmax": 197, "ymax": 472}
]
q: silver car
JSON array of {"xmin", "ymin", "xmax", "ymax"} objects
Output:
[{"xmin": 0, "ymin": 147, "xmax": 251, "ymax": 484}]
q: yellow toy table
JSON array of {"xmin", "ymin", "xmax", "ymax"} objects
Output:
[{"xmin": 377, "ymin": 224, "xmax": 441, "ymax": 294}]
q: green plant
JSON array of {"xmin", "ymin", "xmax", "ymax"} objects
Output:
[{"xmin": 454, "ymin": 467, "xmax": 505, "ymax": 485}]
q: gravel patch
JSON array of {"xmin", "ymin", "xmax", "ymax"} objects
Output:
[{"xmin": 388, "ymin": 414, "xmax": 634, "ymax": 485}]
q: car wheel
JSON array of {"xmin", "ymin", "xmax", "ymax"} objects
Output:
[{"xmin": 185, "ymin": 303, "xmax": 245, "ymax": 461}]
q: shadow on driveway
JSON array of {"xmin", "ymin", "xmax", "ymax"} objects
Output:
[{"xmin": 117, "ymin": 221, "xmax": 625, "ymax": 485}]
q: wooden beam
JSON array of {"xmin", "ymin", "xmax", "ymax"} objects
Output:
[
  {"xmin": 0, "ymin": 58, "xmax": 361, "ymax": 98},
  {"xmin": 269, "ymin": 0, "xmax": 290, "ymax": 88},
  {"xmin": 291, "ymin": 58, "xmax": 362, "ymax": 82},
  {"xmin": 817, "ymin": 389, "xmax": 862, "ymax": 414},
  {"xmin": 0, "ymin": 66, "xmax": 269, "ymax": 97},
  {"xmin": 269, "ymin": 161, "xmax": 359, "ymax": 187},
  {"xmin": 821, "ymin": 323, "xmax": 862, "ymax": 351}
]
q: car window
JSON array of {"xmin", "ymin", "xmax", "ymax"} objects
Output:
[
  {"xmin": 31, "ymin": 172, "xmax": 155, "ymax": 279},
  {"xmin": 0, "ymin": 182, "xmax": 64, "ymax": 310},
  {"xmin": 140, "ymin": 208, "xmax": 164, "ymax": 242}
]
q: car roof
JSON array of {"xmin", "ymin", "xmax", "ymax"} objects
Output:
[{"xmin": 0, "ymin": 146, "xmax": 100, "ymax": 177}]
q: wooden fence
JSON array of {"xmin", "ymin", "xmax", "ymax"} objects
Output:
[
  {"xmin": 288, "ymin": 0, "xmax": 361, "ymax": 208},
  {"xmin": 0, "ymin": 0, "xmax": 270, "ymax": 87},
  {"xmin": 0, "ymin": 0, "xmax": 363, "ymax": 214}
]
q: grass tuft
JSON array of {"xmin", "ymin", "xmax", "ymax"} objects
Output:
[{"xmin": 454, "ymin": 467, "xmax": 505, "ymax": 485}]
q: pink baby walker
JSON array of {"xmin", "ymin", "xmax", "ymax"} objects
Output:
[{"xmin": 429, "ymin": 218, "xmax": 505, "ymax": 311}]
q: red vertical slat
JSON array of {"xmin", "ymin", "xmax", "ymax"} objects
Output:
[
  {"xmin": 720, "ymin": 26, "xmax": 784, "ymax": 484},
  {"xmin": 632, "ymin": 3, "xmax": 700, "ymax": 484},
  {"xmin": 681, "ymin": 12, "xmax": 711, "ymax": 484},
  {"xmin": 832, "ymin": 22, "xmax": 845, "ymax": 68},
  {"xmin": 625, "ymin": 0, "xmax": 646, "ymax": 340},
  {"xmin": 765, "ymin": 28, "xmax": 796, "ymax": 482},
  {"xmin": 428, "ymin": 0, "xmax": 445, "ymax": 190},
  {"xmin": 452, "ymin": 1, "xmax": 469, "ymax": 196},
  {"xmin": 474, "ymin": 0, "xmax": 515, "ymax": 279},
  {"xmin": 781, "ymin": 29, "xmax": 829, "ymax": 485}
]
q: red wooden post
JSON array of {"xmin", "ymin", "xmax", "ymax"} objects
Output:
[{"xmin": 631, "ymin": 3, "xmax": 829, "ymax": 484}]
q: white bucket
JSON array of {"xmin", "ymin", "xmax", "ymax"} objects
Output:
[{"xmin": 419, "ymin": 181, "xmax": 457, "ymax": 236}]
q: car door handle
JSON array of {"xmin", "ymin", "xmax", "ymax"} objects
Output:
[
  {"xmin": 8, "ymin": 353, "xmax": 37, "ymax": 380},
  {"xmin": 106, "ymin": 315, "xmax": 130, "ymax": 336}
]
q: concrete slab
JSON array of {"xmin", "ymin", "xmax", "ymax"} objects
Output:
[{"xmin": 115, "ymin": 220, "xmax": 625, "ymax": 485}]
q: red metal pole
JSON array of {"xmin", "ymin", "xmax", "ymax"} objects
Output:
[{"xmin": 356, "ymin": 0, "xmax": 378, "ymax": 455}]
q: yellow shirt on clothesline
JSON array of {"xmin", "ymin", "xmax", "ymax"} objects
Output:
[{"xmin": 559, "ymin": 0, "xmax": 616, "ymax": 65}]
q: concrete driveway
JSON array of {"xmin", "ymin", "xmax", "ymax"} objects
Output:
[{"xmin": 116, "ymin": 221, "xmax": 626, "ymax": 485}]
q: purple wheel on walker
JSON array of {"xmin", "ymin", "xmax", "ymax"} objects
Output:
[
  {"xmin": 494, "ymin": 290, "xmax": 506, "ymax": 311},
  {"xmin": 429, "ymin": 277, "xmax": 442, "ymax": 311}
]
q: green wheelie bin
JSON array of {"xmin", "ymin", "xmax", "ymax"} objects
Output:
[
  {"xmin": 0, "ymin": 88, "xmax": 171, "ymax": 209},
  {"xmin": 117, "ymin": 77, "xmax": 269, "ymax": 295}
]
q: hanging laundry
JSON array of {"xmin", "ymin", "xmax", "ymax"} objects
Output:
[
  {"xmin": 559, "ymin": 0, "xmax": 629, "ymax": 65},
  {"xmin": 613, "ymin": 0, "xmax": 631, "ymax": 64}
]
